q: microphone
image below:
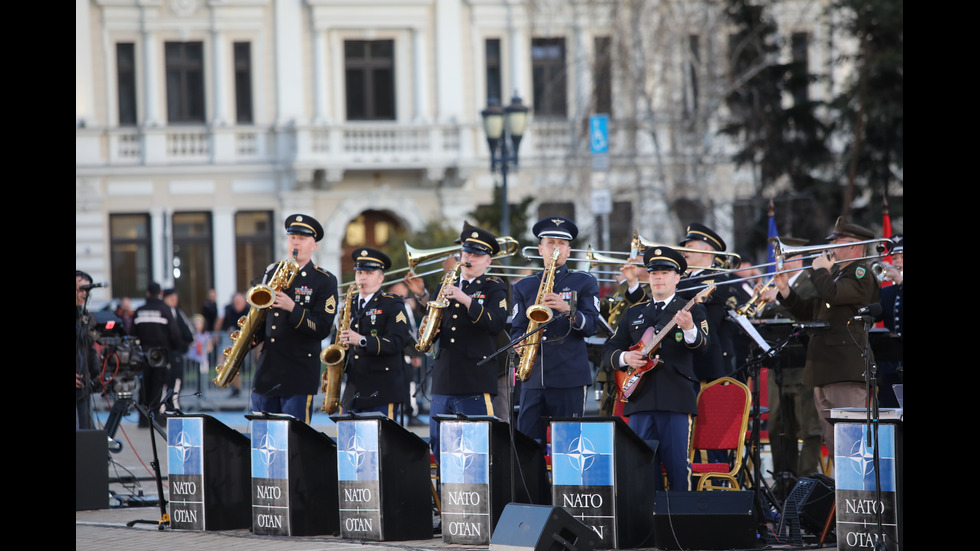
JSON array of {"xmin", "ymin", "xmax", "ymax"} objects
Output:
[
  {"xmin": 80, "ymin": 282, "xmax": 108, "ymax": 291},
  {"xmin": 852, "ymin": 303, "xmax": 882, "ymax": 322}
]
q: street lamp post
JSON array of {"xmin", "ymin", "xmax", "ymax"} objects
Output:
[{"xmin": 481, "ymin": 94, "xmax": 529, "ymax": 241}]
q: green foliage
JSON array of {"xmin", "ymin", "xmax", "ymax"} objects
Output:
[{"xmin": 720, "ymin": 0, "xmax": 832, "ymax": 201}]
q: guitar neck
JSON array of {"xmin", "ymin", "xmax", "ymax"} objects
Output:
[{"xmin": 639, "ymin": 295, "xmax": 700, "ymax": 356}]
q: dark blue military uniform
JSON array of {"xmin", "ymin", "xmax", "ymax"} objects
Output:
[
  {"xmin": 602, "ymin": 246, "xmax": 709, "ymax": 491},
  {"xmin": 430, "ymin": 274, "xmax": 509, "ymax": 395},
  {"xmin": 252, "ymin": 260, "xmax": 338, "ymax": 395},
  {"xmin": 340, "ymin": 290, "xmax": 412, "ymax": 412},
  {"xmin": 251, "ymin": 214, "xmax": 338, "ymax": 423},
  {"xmin": 511, "ymin": 261, "xmax": 601, "ymax": 443}
]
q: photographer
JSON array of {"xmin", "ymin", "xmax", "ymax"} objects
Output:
[
  {"xmin": 76, "ymin": 271, "xmax": 101, "ymax": 430},
  {"xmin": 132, "ymin": 282, "xmax": 180, "ymax": 428}
]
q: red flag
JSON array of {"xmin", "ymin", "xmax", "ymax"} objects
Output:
[{"xmin": 880, "ymin": 197, "xmax": 893, "ymax": 289}]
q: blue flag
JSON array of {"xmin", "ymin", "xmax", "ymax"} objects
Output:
[{"xmin": 767, "ymin": 199, "xmax": 778, "ymax": 274}]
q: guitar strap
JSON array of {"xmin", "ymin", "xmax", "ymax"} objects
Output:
[{"xmin": 652, "ymin": 298, "xmax": 684, "ymax": 333}]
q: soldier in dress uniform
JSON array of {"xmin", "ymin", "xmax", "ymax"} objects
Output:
[
  {"xmin": 602, "ymin": 246, "xmax": 709, "ymax": 491},
  {"xmin": 251, "ymin": 214, "xmax": 338, "ymax": 424},
  {"xmin": 510, "ymin": 216, "xmax": 601, "ymax": 445},
  {"xmin": 876, "ymin": 234, "xmax": 903, "ymax": 408},
  {"xmin": 424, "ymin": 226, "xmax": 509, "ymax": 464},
  {"xmin": 622, "ymin": 223, "xmax": 738, "ymax": 385},
  {"xmin": 339, "ymin": 248, "xmax": 412, "ymax": 418},
  {"xmin": 775, "ymin": 217, "xmax": 881, "ymax": 451}
]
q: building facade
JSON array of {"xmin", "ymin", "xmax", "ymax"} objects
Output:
[{"xmin": 76, "ymin": 0, "xmax": 845, "ymax": 311}]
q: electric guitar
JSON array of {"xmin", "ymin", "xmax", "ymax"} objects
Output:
[{"xmin": 615, "ymin": 285, "xmax": 715, "ymax": 401}]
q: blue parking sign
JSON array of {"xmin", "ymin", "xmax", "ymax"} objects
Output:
[{"xmin": 590, "ymin": 114, "xmax": 609, "ymax": 154}]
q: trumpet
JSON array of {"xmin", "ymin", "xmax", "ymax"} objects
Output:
[{"xmin": 871, "ymin": 261, "xmax": 901, "ymax": 283}]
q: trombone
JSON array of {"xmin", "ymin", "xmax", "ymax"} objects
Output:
[{"xmin": 338, "ymin": 236, "xmax": 520, "ymax": 290}]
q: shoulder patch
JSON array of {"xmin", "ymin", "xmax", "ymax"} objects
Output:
[
  {"xmin": 499, "ymin": 297, "xmax": 507, "ymax": 309},
  {"xmin": 855, "ymin": 267, "xmax": 866, "ymax": 279}
]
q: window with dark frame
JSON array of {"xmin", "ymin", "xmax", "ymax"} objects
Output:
[
  {"xmin": 109, "ymin": 213, "xmax": 152, "ymax": 299},
  {"xmin": 234, "ymin": 42, "xmax": 254, "ymax": 124},
  {"xmin": 117, "ymin": 43, "xmax": 137, "ymax": 126},
  {"xmin": 486, "ymin": 38, "xmax": 502, "ymax": 106},
  {"xmin": 235, "ymin": 211, "xmax": 275, "ymax": 292},
  {"xmin": 344, "ymin": 40, "xmax": 396, "ymax": 121},
  {"xmin": 172, "ymin": 212, "xmax": 214, "ymax": 316},
  {"xmin": 791, "ymin": 32, "xmax": 810, "ymax": 106},
  {"xmin": 165, "ymin": 41, "xmax": 206, "ymax": 123},
  {"xmin": 593, "ymin": 201, "xmax": 633, "ymax": 253},
  {"xmin": 687, "ymin": 34, "xmax": 701, "ymax": 114},
  {"xmin": 531, "ymin": 37, "xmax": 567, "ymax": 119},
  {"xmin": 593, "ymin": 36, "xmax": 612, "ymax": 117}
]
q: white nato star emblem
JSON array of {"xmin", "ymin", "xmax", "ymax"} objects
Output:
[
  {"xmin": 847, "ymin": 439, "xmax": 876, "ymax": 477},
  {"xmin": 447, "ymin": 435, "xmax": 477, "ymax": 470},
  {"xmin": 565, "ymin": 436, "xmax": 598, "ymax": 472},
  {"xmin": 257, "ymin": 433, "xmax": 282, "ymax": 466},
  {"xmin": 174, "ymin": 431, "xmax": 195, "ymax": 463},
  {"xmin": 345, "ymin": 433, "xmax": 368, "ymax": 469}
]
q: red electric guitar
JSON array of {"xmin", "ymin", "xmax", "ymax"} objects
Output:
[{"xmin": 615, "ymin": 285, "xmax": 715, "ymax": 401}]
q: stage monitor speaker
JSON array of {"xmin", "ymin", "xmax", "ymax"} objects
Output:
[
  {"xmin": 76, "ymin": 429, "xmax": 109, "ymax": 511},
  {"xmin": 786, "ymin": 474, "xmax": 836, "ymax": 536},
  {"xmin": 653, "ymin": 491, "xmax": 760, "ymax": 550},
  {"xmin": 490, "ymin": 503, "xmax": 600, "ymax": 551}
]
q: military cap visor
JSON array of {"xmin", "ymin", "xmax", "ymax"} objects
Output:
[
  {"xmin": 680, "ymin": 223, "xmax": 726, "ymax": 251},
  {"xmin": 459, "ymin": 228, "xmax": 500, "ymax": 256},
  {"xmin": 352, "ymin": 248, "xmax": 392, "ymax": 271},
  {"xmin": 284, "ymin": 214, "xmax": 324, "ymax": 242},
  {"xmin": 826, "ymin": 217, "xmax": 875, "ymax": 242},
  {"xmin": 533, "ymin": 217, "xmax": 578, "ymax": 241},
  {"xmin": 643, "ymin": 247, "xmax": 687, "ymax": 273}
]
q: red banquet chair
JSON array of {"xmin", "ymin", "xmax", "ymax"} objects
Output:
[{"xmin": 689, "ymin": 377, "xmax": 752, "ymax": 491}]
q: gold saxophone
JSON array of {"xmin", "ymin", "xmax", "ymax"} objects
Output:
[
  {"xmin": 516, "ymin": 248, "xmax": 560, "ymax": 382},
  {"xmin": 415, "ymin": 261, "xmax": 467, "ymax": 353},
  {"xmin": 320, "ymin": 283, "xmax": 357, "ymax": 413},
  {"xmin": 213, "ymin": 250, "xmax": 301, "ymax": 388}
]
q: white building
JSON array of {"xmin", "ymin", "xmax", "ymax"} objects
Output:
[{"xmin": 76, "ymin": 0, "xmax": 844, "ymax": 311}]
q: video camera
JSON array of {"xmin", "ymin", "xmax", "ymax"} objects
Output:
[{"xmin": 93, "ymin": 311, "xmax": 168, "ymax": 394}]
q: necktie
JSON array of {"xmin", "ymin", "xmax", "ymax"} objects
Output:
[
  {"xmin": 460, "ymin": 280, "xmax": 471, "ymax": 293},
  {"xmin": 654, "ymin": 301, "xmax": 664, "ymax": 311},
  {"xmin": 357, "ymin": 298, "xmax": 366, "ymax": 316}
]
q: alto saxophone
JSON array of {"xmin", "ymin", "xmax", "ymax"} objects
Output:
[
  {"xmin": 516, "ymin": 248, "xmax": 560, "ymax": 382},
  {"xmin": 320, "ymin": 283, "xmax": 357, "ymax": 413},
  {"xmin": 213, "ymin": 250, "xmax": 301, "ymax": 388},
  {"xmin": 415, "ymin": 261, "xmax": 467, "ymax": 353}
]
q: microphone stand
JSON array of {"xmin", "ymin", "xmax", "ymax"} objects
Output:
[
  {"xmin": 478, "ymin": 308, "xmax": 575, "ymax": 508},
  {"xmin": 854, "ymin": 316, "xmax": 888, "ymax": 551}
]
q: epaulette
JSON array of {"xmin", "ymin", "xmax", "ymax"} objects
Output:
[
  {"xmin": 632, "ymin": 299, "xmax": 652, "ymax": 308},
  {"xmin": 486, "ymin": 276, "xmax": 506, "ymax": 284},
  {"xmin": 380, "ymin": 291, "xmax": 400, "ymax": 299},
  {"xmin": 312, "ymin": 265, "xmax": 335, "ymax": 278}
]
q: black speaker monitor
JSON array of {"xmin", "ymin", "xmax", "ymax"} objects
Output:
[
  {"xmin": 490, "ymin": 503, "xmax": 601, "ymax": 551},
  {"xmin": 653, "ymin": 491, "xmax": 761, "ymax": 550}
]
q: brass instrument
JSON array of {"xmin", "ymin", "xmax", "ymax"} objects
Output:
[
  {"xmin": 213, "ymin": 250, "xmax": 301, "ymax": 388},
  {"xmin": 415, "ymin": 261, "xmax": 467, "ymax": 353},
  {"xmin": 516, "ymin": 248, "xmax": 560, "ymax": 382},
  {"xmin": 320, "ymin": 283, "xmax": 358, "ymax": 413},
  {"xmin": 735, "ymin": 276, "xmax": 775, "ymax": 317}
]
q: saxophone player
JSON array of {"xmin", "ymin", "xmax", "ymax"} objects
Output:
[
  {"xmin": 422, "ymin": 226, "xmax": 508, "ymax": 465},
  {"xmin": 251, "ymin": 214, "xmax": 338, "ymax": 424},
  {"xmin": 338, "ymin": 248, "xmax": 412, "ymax": 419},
  {"xmin": 510, "ymin": 217, "xmax": 600, "ymax": 445}
]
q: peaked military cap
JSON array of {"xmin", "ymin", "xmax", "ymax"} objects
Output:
[
  {"xmin": 460, "ymin": 226, "xmax": 500, "ymax": 256},
  {"xmin": 644, "ymin": 246, "xmax": 688, "ymax": 273},
  {"xmin": 826, "ymin": 217, "xmax": 874, "ymax": 242},
  {"xmin": 890, "ymin": 234, "xmax": 903, "ymax": 254},
  {"xmin": 284, "ymin": 213, "xmax": 324, "ymax": 242},
  {"xmin": 352, "ymin": 248, "xmax": 392, "ymax": 271},
  {"xmin": 533, "ymin": 216, "xmax": 578, "ymax": 241},
  {"xmin": 680, "ymin": 222, "xmax": 726, "ymax": 252}
]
